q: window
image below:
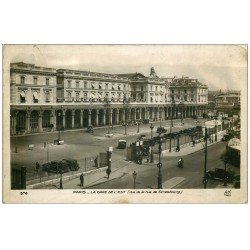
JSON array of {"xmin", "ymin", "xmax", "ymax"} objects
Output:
[
  {"xmin": 105, "ymin": 83, "xmax": 109, "ymax": 90},
  {"xmin": 68, "ymin": 92, "xmax": 72, "ymax": 97},
  {"xmin": 118, "ymin": 85, "xmax": 121, "ymax": 90},
  {"xmin": 141, "ymin": 86, "xmax": 143, "ymax": 91},
  {"xmin": 20, "ymin": 76, "xmax": 25, "ymax": 84},
  {"xmin": 20, "ymin": 91, "xmax": 25, "ymax": 103},
  {"xmin": 99, "ymin": 83, "xmax": 102, "ymax": 89},
  {"xmin": 34, "ymin": 77, "xmax": 38, "ymax": 85},
  {"xmin": 84, "ymin": 81, "xmax": 88, "ymax": 89},
  {"xmin": 45, "ymin": 92, "xmax": 50, "ymax": 102},
  {"xmin": 172, "ymin": 90, "xmax": 174, "ymax": 93},
  {"xmin": 33, "ymin": 92, "xmax": 38, "ymax": 103},
  {"xmin": 133, "ymin": 86, "xmax": 136, "ymax": 91},
  {"xmin": 184, "ymin": 90, "xmax": 187, "ymax": 93},
  {"xmin": 46, "ymin": 78, "xmax": 50, "ymax": 86},
  {"xmin": 76, "ymin": 81, "xmax": 80, "ymax": 88},
  {"xmin": 184, "ymin": 96, "xmax": 187, "ymax": 101},
  {"xmin": 76, "ymin": 92, "xmax": 80, "ymax": 98},
  {"xmin": 84, "ymin": 92, "xmax": 87, "ymax": 97},
  {"xmin": 68, "ymin": 80, "xmax": 71, "ymax": 88},
  {"xmin": 91, "ymin": 83, "xmax": 95, "ymax": 89},
  {"xmin": 156, "ymin": 86, "xmax": 158, "ymax": 91},
  {"xmin": 112, "ymin": 85, "xmax": 115, "ymax": 90}
]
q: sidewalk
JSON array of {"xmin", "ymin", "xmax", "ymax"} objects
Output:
[
  {"xmin": 162, "ymin": 131, "xmax": 226, "ymax": 157},
  {"xmin": 39, "ymin": 159, "xmax": 135, "ymax": 189}
]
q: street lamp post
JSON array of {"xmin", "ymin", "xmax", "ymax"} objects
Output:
[
  {"xmin": 150, "ymin": 123, "xmax": 154, "ymax": 139},
  {"xmin": 169, "ymin": 100, "xmax": 175, "ymax": 152},
  {"xmin": 106, "ymin": 146, "xmax": 113, "ymax": 179},
  {"xmin": 137, "ymin": 122, "xmax": 140, "ymax": 133},
  {"xmin": 132, "ymin": 171, "xmax": 137, "ymax": 189},
  {"xmin": 223, "ymin": 158, "xmax": 228, "ymax": 186},
  {"xmin": 203, "ymin": 127, "xmax": 209, "ymax": 189},
  {"xmin": 58, "ymin": 112, "xmax": 61, "ymax": 141},
  {"xmin": 150, "ymin": 123, "xmax": 154, "ymax": 163},
  {"xmin": 156, "ymin": 127, "xmax": 167, "ymax": 189},
  {"xmin": 215, "ymin": 118, "xmax": 218, "ymax": 142},
  {"xmin": 59, "ymin": 170, "xmax": 63, "ymax": 189}
]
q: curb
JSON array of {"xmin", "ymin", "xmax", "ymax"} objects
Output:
[{"xmin": 28, "ymin": 167, "xmax": 107, "ymax": 189}]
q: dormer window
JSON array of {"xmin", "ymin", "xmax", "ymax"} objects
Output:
[
  {"xmin": 20, "ymin": 76, "xmax": 25, "ymax": 84},
  {"xmin": 68, "ymin": 80, "xmax": 71, "ymax": 88},
  {"xmin": 33, "ymin": 77, "xmax": 38, "ymax": 85}
]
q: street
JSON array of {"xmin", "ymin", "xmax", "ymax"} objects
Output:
[
  {"xmin": 10, "ymin": 117, "xmax": 238, "ymax": 189},
  {"xmin": 87, "ymin": 141, "xmax": 238, "ymax": 189}
]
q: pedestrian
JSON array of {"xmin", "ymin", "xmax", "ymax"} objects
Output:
[
  {"xmin": 209, "ymin": 137, "xmax": 212, "ymax": 144},
  {"xmin": 176, "ymin": 145, "xmax": 180, "ymax": 152},
  {"xmin": 106, "ymin": 167, "xmax": 111, "ymax": 179},
  {"xmin": 80, "ymin": 173, "xmax": 84, "ymax": 188},
  {"xmin": 35, "ymin": 162, "xmax": 40, "ymax": 173},
  {"xmin": 94, "ymin": 157, "xmax": 98, "ymax": 168},
  {"xmin": 192, "ymin": 140, "xmax": 195, "ymax": 147}
]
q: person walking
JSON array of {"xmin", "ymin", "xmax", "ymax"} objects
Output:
[
  {"xmin": 35, "ymin": 162, "xmax": 40, "ymax": 173},
  {"xmin": 80, "ymin": 173, "xmax": 84, "ymax": 188},
  {"xmin": 106, "ymin": 167, "xmax": 111, "ymax": 179}
]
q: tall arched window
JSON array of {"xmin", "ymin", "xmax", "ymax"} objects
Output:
[{"xmin": 42, "ymin": 110, "xmax": 50, "ymax": 128}]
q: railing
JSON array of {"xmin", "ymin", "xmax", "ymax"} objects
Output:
[{"xmin": 26, "ymin": 155, "xmax": 100, "ymax": 186}]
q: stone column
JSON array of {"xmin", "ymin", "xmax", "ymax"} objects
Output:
[
  {"xmin": 116, "ymin": 109, "xmax": 120, "ymax": 124},
  {"xmin": 71, "ymin": 109, "xmax": 75, "ymax": 129},
  {"xmin": 51, "ymin": 110, "xmax": 56, "ymax": 131},
  {"xmin": 80, "ymin": 110, "xmax": 83, "ymax": 128},
  {"xmin": 103, "ymin": 110, "xmax": 106, "ymax": 126},
  {"xmin": 122, "ymin": 109, "xmax": 125, "ymax": 122},
  {"xmin": 11, "ymin": 112, "xmax": 17, "ymax": 135},
  {"xmin": 88, "ymin": 109, "xmax": 92, "ymax": 126},
  {"xmin": 110, "ymin": 109, "xmax": 113, "ymax": 125},
  {"xmin": 26, "ymin": 111, "xmax": 31, "ymax": 133},
  {"xmin": 62, "ymin": 110, "xmax": 66, "ymax": 128},
  {"xmin": 96, "ymin": 109, "xmax": 99, "ymax": 126},
  {"xmin": 38, "ymin": 111, "xmax": 43, "ymax": 133}
]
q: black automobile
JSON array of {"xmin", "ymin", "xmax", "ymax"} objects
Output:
[
  {"xmin": 206, "ymin": 168, "xmax": 235, "ymax": 183},
  {"xmin": 42, "ymin": 161, "xmax": 70, "ymax": 173},
  {"xmin": 221, "ymin": 134, "xmax": 232, "ymax": 141},
  {"xmin": 61, "ymin": 159, "xmax": 80, "ymax": 171},
  {"xmin": 117, "ymin": 140, "xmax": 127, "ymax": 149},
  {"xmin": 42, "ymin": 159, "xmax": 79, "ymax": 173}
]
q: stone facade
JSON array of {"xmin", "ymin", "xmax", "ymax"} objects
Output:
[{"xmin": 10, "ymin": 63, "xmax": 208, "ymax": 135}]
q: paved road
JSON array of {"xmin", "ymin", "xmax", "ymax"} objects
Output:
[
  {"xmin": 11, "ymin": 118, "xmax": 206, "ymax": 172},
  {"xmin": 89, "ymin": 141, "xmax": 239, "ymax": 189}
]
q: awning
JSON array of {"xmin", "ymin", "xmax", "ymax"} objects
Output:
[
  {"xmin": 20, "ymin": 92, "xmax": 25, "ymax": 98},
  {"xmin": 33, "ymin": 92, "xmax": 38, "ymax": 100}
]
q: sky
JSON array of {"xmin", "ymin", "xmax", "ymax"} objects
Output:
[{"xmin": 4, "ymin": 45, "xmax": 247, "ymax": 91}]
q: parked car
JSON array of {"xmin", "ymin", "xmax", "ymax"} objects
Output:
[
  {"xmin": 61, "ymin": 159, "xmax": 80, "ymax": 171},
  {"xmin": 42, "ymin": 159, "xmax": 79, "ymax": 173},
  {"xmin": 139, "ymin": 134, "xmax": 146, "ymax": 140},
  {"xmin": 117, "ymin": 140, "xmax": 127, "ymax": 149},
  {"xmin": 206, "ymin": 168, "xmax": 235, "ymax": 183},
  {"xmin": 221, "ymin": 134, "xmax": 232, "ymax": 141}
]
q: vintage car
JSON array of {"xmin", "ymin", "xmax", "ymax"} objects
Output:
[
  {"xmin": 117, "ymin": 140, "xmax": 127, "ymax": 149},
  {"xmin": 42, "ymin": 159, "xmax": 79, "ymax": 173},
  {"xmin": 61, "ymin": 159, "xmax": 80, "ymax": 171},
  {"xmin": 206, "ymin": 168, "xmax": 235, "ymax": 183}
]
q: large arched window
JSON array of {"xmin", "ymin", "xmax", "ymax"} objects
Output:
[
  {"xmin": 30, "ymin": 111, "xmax": 39, "ymax": 130},
  {"xmin": 42, "ymin": 110, "xmax": 51, "ymax": 128},
  {"xmin": 16, "ymin": 111, "xmax": 26, "ymax": 131}
]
